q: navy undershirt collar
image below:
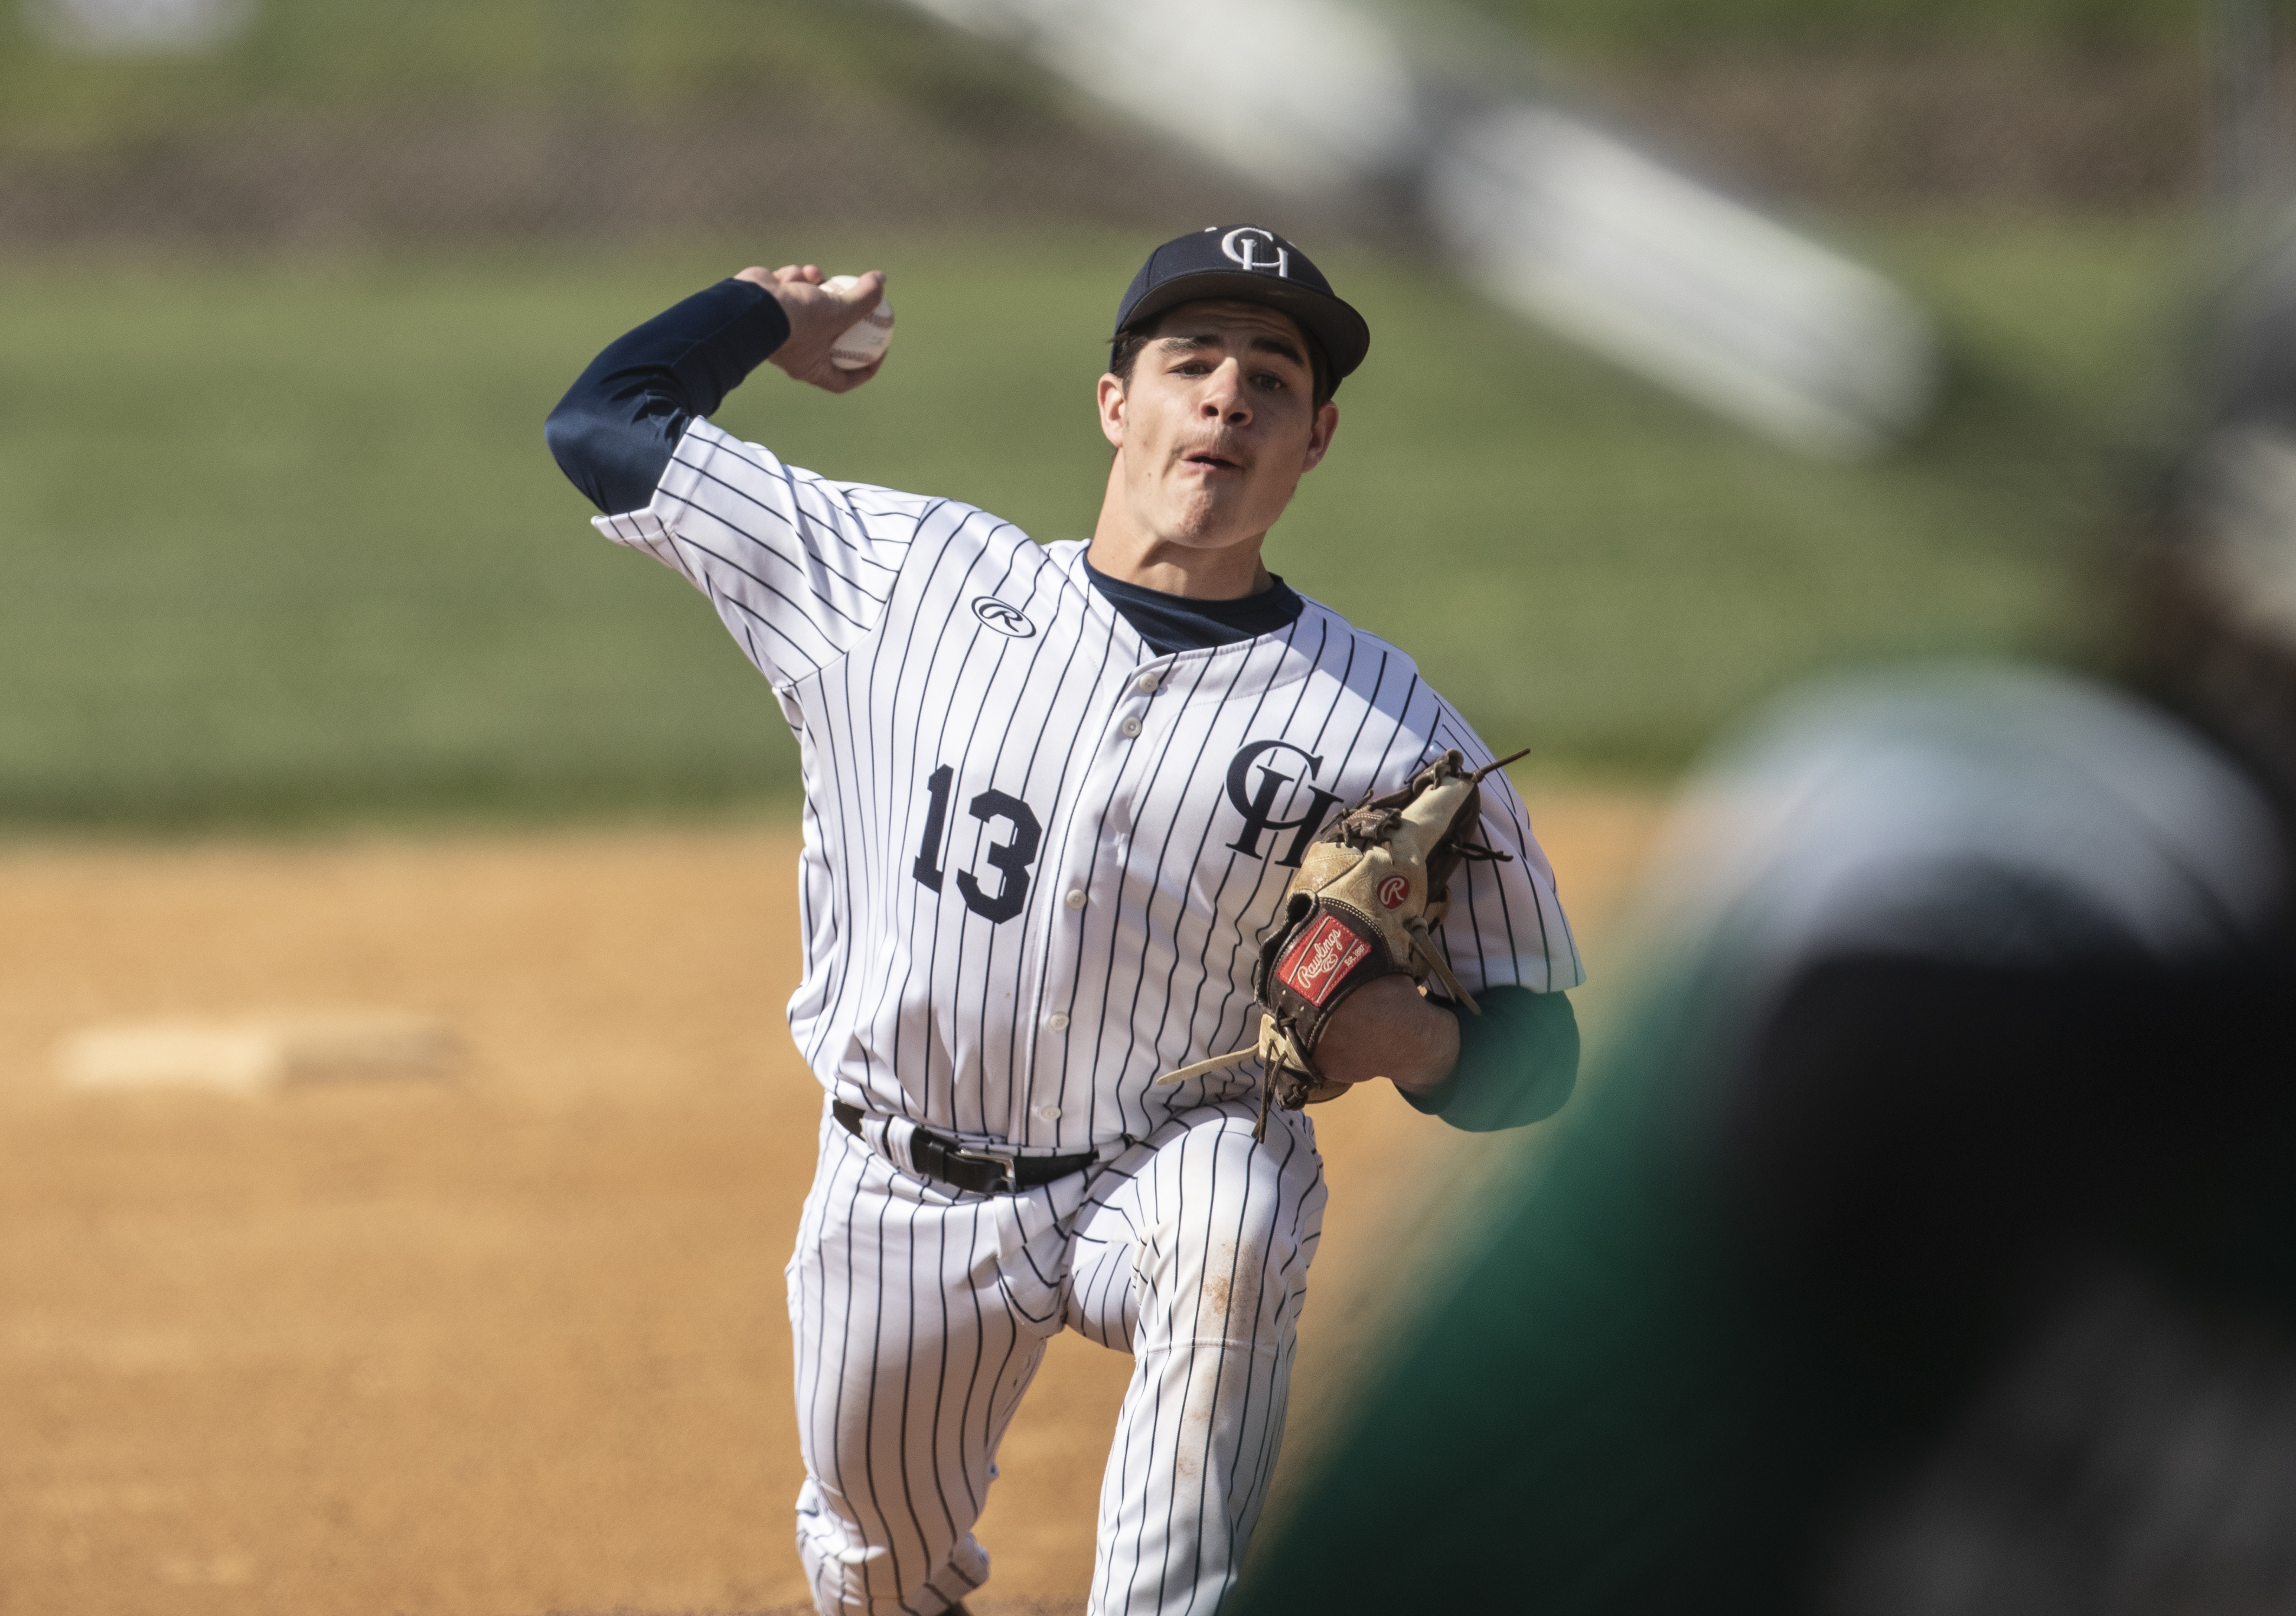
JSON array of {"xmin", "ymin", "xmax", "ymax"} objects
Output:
[{"xmin": 1082, "ymin": 555, "xmax": 1304, "ymax": 656}]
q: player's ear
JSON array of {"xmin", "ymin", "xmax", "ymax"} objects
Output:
[
  {"xmin": 1097, "ymin": 373, "xmax": 1128, "ymax": 450},
  {"xmin": 1300, "ymin": 401, "xmax": 1339, "ymax": 473}
]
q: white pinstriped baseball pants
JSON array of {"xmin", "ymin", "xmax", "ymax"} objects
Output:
[{"xmin": 787, "ymin": 1097, "xmax": 1328, "ymax": 1616}]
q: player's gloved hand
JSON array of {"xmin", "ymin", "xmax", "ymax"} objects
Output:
[
  {"xmin": 1159, "ymin": 747, "xmax": 1526, "ymax": 1138},
  {"xmin": 738, "ymin": 263, "xmax": 886, "ymax": 393}
]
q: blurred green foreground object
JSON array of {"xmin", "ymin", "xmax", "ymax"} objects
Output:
[
  {"xmin": 1232, "ymin": 666, "xmax": 2296, "ymax": 1614},
  {"xmin": 0, "ymin": 221, "xmax": 2171, "ymax": 828}
]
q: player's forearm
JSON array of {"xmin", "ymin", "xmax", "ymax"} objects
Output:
[
  {"xmin": 1401, "ymin": 986, "xmax": 1580, "ymax": 1132},
  {"xmin": 1315, "ymin": 975, "xmax": 1462, "ymax": 1093},
  {"xmin": 544, "ymin": 278, "xmax": 790, "ymax": 514}
]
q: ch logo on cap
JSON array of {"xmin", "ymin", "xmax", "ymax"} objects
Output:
[{"xmin": 1221, "ymin": 227, "xmax": 1290, "ymax": 279}]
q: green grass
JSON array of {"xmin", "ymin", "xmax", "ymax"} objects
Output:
[
  {"xmin": 1473, "ymin": 0, "xmax": 2190, "ymax": 53},
  {"xmin": 0, "ymin": 217, "xmax": 2198, "ymax": 829},
  {"xmin": 0, "ymin": 0, "xmax": 2194, "ymax": 157},
  {"xmin": 0, "ymin": 0, "xmax": 1047, "ymax": 154}
]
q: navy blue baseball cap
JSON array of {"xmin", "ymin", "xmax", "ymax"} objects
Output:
[{"xmin": 1113, "ymin": 225, "xmax": 1371, "ymax": 387}]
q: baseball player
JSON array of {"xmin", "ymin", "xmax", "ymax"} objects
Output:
[{"xmin": 544, "ymin": 226, "xmax": 1583, "ymax": 1615}]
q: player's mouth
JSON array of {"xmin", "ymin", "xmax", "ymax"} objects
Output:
[{"xmin": 1180, "ymin": 448, "xmax": 1244, "ymax": 474}]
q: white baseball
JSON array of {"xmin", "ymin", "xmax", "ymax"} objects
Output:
[{"xmin": 823, "ymin": 274, "xmax": 895, "ymax": 371}]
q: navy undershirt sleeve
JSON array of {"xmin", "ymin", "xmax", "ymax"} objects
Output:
[
  {"xmin": 1404, "ymin": 986, "xmax": 1580, "ymax": 1132},
  {"xmin": 544, "ymin": 278, "xmax": 791, "ymax": 516},
  {"xmin": 1082, "ymin": 556, "xmax": 1305, "ymax": 654}
]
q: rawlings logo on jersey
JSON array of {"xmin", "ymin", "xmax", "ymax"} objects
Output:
[
  {"xmin": 1275, "ymin": 915, "xmax": 1370, "ymax": 1006},
  {"xmin": 971, "ymin": 597, "xmax": 1036, "ymax": 638}
]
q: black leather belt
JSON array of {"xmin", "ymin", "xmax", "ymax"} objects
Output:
[{"xmin": 834, "ymin": 1100, "xmax": 1096, "ymax": 1195}]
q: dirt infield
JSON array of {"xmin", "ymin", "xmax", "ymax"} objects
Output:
[{"xmin": 0, "ymin": 791, "xmax": 1665, "ymax": 1616}]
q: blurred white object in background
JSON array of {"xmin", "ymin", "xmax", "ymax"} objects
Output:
[
  {"xmin": 900, "ymin": 0, "xmax": 1938, "ymax": 458},
  {"xmin": 2199, "ymin": 426, "xmax": 2296, "ymax": 642},
  {"xmin": 904, "ymin": 0, "xmax": 1420, "ymax": 195},
  {"xmin": 1427, "ymin": 106, "xmax": 1938, "ymax": 459},
  {"xmin": 22, "ymin": 0, "xmax": 254, "ymax": 53}
]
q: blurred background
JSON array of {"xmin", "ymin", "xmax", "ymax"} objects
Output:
[
  {"xmin": 0, "ymin": 0, "xmax": 2231, "ymax": 828},
  {"xmin": 0, "ymin": 2, "xmax": 2274, "ymax": 1614}
]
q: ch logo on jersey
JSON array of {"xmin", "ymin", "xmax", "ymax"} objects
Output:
[
  {"xmin": 1377, "ymin": 875, "xmax": 1409, "ymax": 910},
  {"xmin": 1225, "ymin": 740, "xmax": 1345, "ymax": 869},
  {"xmin": 1275, "ymin": 915, "xmax": 1369, "ymax": 1006},
  {"xmin": 971, "ymin": 597, "xmax": 1036, "ymax": 638},
  {"xmin": 1221, "ymin": 227, "xmax": 1290, "ymax": 279}
]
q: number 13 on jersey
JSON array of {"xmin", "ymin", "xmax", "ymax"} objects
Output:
[{"xmin": 911, "ymin": 764, "xmax": 1043, "ymax": 924}]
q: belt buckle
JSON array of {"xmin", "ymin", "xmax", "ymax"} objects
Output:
[{"xmin": 953, "ymin": 1146, "xmax": 1019, "ymax": 1194}]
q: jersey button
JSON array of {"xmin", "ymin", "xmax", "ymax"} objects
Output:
[
  {"xmin": 1036, "ymin": 1103, "xmax": 1062, "ymax": 1120},
  {"xmin": 1065, "ymin": 889, "xmax": 1088, "ymax": 910},
  {"xmin": 1134, "ymin": 672, "xmax": 1160, "ymax": 695},
  {"xmin": 1046, "ymin": 1012, "xmax": 1069, "ymax": 1032},
  {"xmin": 1120, "ymin": 716, "xmax": 1142, "ymax": 738}
]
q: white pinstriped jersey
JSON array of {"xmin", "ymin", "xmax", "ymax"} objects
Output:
[{"xmin": 595, "ymin": 417, "xmax": 1583, "ymax": 1150}]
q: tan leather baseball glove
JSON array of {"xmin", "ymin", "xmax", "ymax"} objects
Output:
[{"xmin": 1159, "ymin": 747, "xmax": 1526, "ymax": 1138}]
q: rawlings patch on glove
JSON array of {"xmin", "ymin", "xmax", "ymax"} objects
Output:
[{"xmin": 1159, "ymin": 747, "xmax": 1526, "ymax": 1138}]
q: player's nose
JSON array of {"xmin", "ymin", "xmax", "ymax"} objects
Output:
[{"xmin": 1199, "ymin": 359, "xmax": 1250, "ymax": 423}]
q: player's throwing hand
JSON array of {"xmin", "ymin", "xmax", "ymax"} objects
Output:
[{"xmin": 737, "ymin": 263, "xmax": 887, "ymax": 392}]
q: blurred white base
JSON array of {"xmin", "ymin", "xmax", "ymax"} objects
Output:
[{"xmin": 56, "ymin": 1011, "xmax": 457, "ymax": 1097}]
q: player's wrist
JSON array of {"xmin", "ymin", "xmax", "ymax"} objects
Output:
[
  {"xmin": 1313, "ymin": 976, "xmax": 1459, "ymax": 1092},
  {"xmin": 1382, "ymin": 1002, "xmax": 1460, "ymax": 1095}
]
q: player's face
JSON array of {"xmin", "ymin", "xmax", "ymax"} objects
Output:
[{"xmin": 1097, "ymin": 301, "xmax": 1339, "ymax": 558}]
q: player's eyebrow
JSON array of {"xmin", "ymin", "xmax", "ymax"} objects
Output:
[
  {"xmin": 1247, "ymin": 333, "xmax": 1306, "ymax": 367},
  {"xmin": 1156, "ymin": 331, "xmax": 1307, "ymax": 369}
]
